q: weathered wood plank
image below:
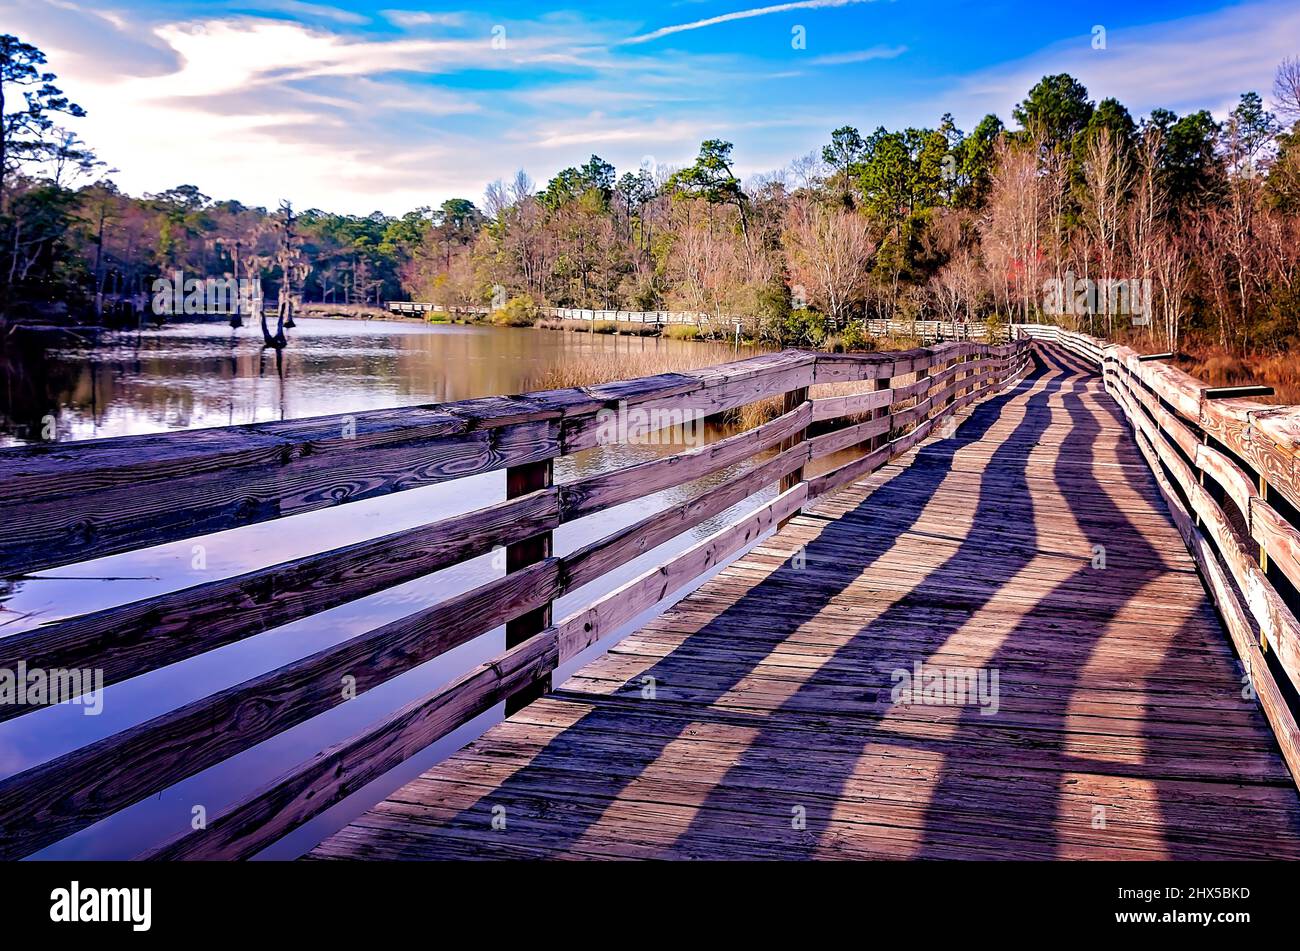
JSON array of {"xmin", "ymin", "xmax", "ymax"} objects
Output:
[
  {"xmin": 0, "ymin": 489, "xmax": 561, "ymax": 713},
  {"xmin": 558, "ymin": 401, "xmax": 811, "ymax": 520},
  {"xmin": 142, "ymin": 631, "xmax": 560, "ymax": 861},
  {"xmin": 315, "ymin": 344, "xmax": 1300, "ymax": 861},
  {"xmin": 0, "ymin": 417, "xmax": 559, "ymax": 576},
  {"xmin": 0, "ymin": 559, "xmax": 561, "ymax": 860}
]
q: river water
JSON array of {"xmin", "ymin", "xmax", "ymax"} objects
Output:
[{"xmin": 0, "ymin": 318, "xmax": 823, "ymax": 859}]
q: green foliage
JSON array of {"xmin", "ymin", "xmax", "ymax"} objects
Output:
[
  {"xmin": 539, "ymin": 155, "xmax": 615, "ymax": 210},
  {"xmin": 839, "ymin": 320, "xmax": 871, "ymax": 352},
  {"xmin": 953, "ymin": 114, "xmax": 1004, "ymax": 208},
  {"xmin": 775, "ymin": 308, "xmax": 829, "ymax": 348},
  {"xmin": 1144, "ymin": 107, "xmax": 1223, "ymax": 208},
  {"xmin": 668, "ymin": 139, "xmax": 748, "ymax": 229},
  {"xmin": 489, "ymin": 295, "xmax": 539, "ymax": 326},
  {"xmin": 1013, "ymin": 73, "xmax": 1095, "ymax": 145},
  {"xmin": 1225, "ymin": 91, "xmax": 1281, "ymax": 172},
  {"xmin": 1, "ymin": 33, "xmax": 91, "ymax": 192}
]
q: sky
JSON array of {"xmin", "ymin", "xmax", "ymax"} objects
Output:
[{"xmin": 4, "ymin": 0, "xmax": 1297, "ymax": 214}]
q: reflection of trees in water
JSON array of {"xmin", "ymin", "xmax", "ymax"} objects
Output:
[
  {"xmin": 2, "ymin": 323, "xmax": 755, "ymax": 444},
  {"xmin": 0, "ymin": 331, "xmax": 83, "ymax": 443}
]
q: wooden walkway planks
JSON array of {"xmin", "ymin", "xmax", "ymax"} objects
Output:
[{"xmin": 310, "ymin": 345, "xmax": 1300, "ymax": 860}]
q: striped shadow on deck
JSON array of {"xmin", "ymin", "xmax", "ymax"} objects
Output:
[{"xmin": 310, "ymin": 346, "xmax": 1300, "ymax": 860}]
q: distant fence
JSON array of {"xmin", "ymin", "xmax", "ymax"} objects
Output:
[
  {"xmin": 387, "ymin": 302, "xmax": 725, "ymax": 327},
  {"xmin": 865, "ymin": 319, "xmax": 989, "ymax": 341},
  {"xmin": 387, "ymin": 303, "xmax": 992, "ymax": 341}
]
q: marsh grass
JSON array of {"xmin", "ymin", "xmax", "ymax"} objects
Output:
[
  {"xmin": 536, "ymin": 318, "xmax": 660, "ymax": 336},
  {"xmin": 1172, "ymin": 345, "xmax": 1300, "ymax": 405},
  {"xmin": 299, "ymin": 303, "xmax": 392, "ymax": 320}
]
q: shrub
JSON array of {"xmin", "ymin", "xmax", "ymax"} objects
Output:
[
  {"xmin": 489, "ymin": 296, "xmax": 539, "ymax": 327},
  {"xmin": 839, "ymin": 320, "xmax": 871, "ymax": 352},
  {"xmin": 781, "ymin": 308, "xmax": 829, "ymax": 348}
]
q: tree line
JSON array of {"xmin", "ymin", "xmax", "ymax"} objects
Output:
[{"xmin": 3, "ymin": 31, "xmax": 1299, "ymax": 354}]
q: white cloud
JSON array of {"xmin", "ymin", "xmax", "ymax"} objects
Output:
[
  {"xmin": 7, "ymin": 0, "xmax": 1295, "ymax": 217},
  {"xmin": 247, "ymin": 1, "xmax": 371, "ymax": 25}
]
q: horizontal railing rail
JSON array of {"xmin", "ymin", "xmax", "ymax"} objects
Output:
[
  {"xmin": 0, "ymin": 340, "xmax": 1031, "ymax": 860},
  {"xmin": 1015, "ymin": 323, "xmax": 1300, "ymax": 784}
]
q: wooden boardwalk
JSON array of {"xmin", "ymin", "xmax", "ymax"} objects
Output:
[{"xmin": 311, "ymin": 345, "xmax": 1300, "ymax": 860}]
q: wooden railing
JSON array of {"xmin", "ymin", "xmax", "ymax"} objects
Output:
[
  {"xmin": 0, "ymin": 340, "xmax": 1030, "ymax": 860},
  {"xmin": 1015, "ymin": 323, "xmax": 1300, "ymax": 783},
  {"xmin": 864, "ymin": 319, "xmax": 991, "ymax": 341},
  {"xmin": 387, "ymin": 301, "xmax": 715, "ymax": 326}
]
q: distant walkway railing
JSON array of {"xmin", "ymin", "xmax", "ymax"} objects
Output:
[
  {"xmin": 864, "ymin": 319, "xmax": 989, "ymax": 341},
  {"xmin": 1015, "ymin": 323, "xmax": 1300, "ymax": 780},
  {"xmin": 386, "ymin": 302, "xmax": 707, "ymax": 326},
  {"xmin": 0, "ymin": 339, "xmax": 1029, "ymax": 860},
  {"xmin": 386, "ymin": 302, "xmax": 992, "ymax": 341}
]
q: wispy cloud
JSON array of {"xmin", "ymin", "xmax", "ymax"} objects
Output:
[
  {"xmin": 809, "ymin": 45, "xmax": 906, "ymax": 66},
  {"xmin": 381, "ymin": 10, "xmax": 467, "ymax": 29},
  {"xmin": 247, "ymin": 0, "xmax": 370, "ymax": 25},
  {"xmin": 4, "ymin": 0, "xmax": 1293, "ymax": 216},
  {"xmin": 621, "ymin": 0, "xmax": 877, "ymax": 45},
  {"xmin": 934, "ymin": 0, "xmax": 1300, "ymax": 125}
]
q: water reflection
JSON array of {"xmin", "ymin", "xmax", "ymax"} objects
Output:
[{"xmin": 1, "ymin": 318, "xmax": 750, "ymax": 445}]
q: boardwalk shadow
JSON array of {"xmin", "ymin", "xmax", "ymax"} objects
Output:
[
  {"xmin": 388, "ymin": 346, "xmax": 1300, "ymax": 859},
  {"xmin": 912, "ymin": 349, "xmax": 1166, "ymax": 858},
  {"xmin": 405, "ymin": 353, "xmax": 1061, "ymax": 857}
]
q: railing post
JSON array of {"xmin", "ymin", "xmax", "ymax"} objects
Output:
[
  {"xmin": 1259, "ymin": 473, "xmax": 1271, "ymax": 655},
  {"xmin": 870, "ymin": 376, "xmax": 889, "ymax": 452},
  {"xmin": 915, "ymin": 356, "xmax": 932, "ymax": 430},
  {"xmin": 504, "ymin": 458, "xmax": 554, "ymax": 714},
  {"xmin": 778, "ymin": 384, "xmax": 810, "ymax": 526}
]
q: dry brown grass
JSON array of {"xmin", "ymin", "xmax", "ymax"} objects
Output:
[
  {"xmin": 531, "ymin": 348, "xmax": 783, "ymax": 429},
  {"xmin": 1174, "ymin": 345, "xmax": 1300, "ymax": 405},
  {"xmin": 300, "ymin": 303, "xmax": 393, "ymax": 320},
  {"xmin": 536, "ymin": 318, "xmax": 660, "ymax": 336}
]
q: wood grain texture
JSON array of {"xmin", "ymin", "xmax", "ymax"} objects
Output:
[
  {"xmin": 143, "ymin": 484, "xmax": 810, "ymax": 860},
  {"xmin": 0, "ymin": 559, "xmax": 562, "ymax": 860},
  {"xmin": 0, "ymin": 488, "xmax": 562, "ymax": 715}
]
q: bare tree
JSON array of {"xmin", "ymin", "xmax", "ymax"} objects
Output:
[
  {"xmin": 1151, "ymin": 225, "xmax": 1190, "ymax": 350},
  {"xmin": 1128, "ymin": 129, "xmax": 1165, "ymax": 342},
  {"xmin": 1082, "ymin": 128, "xmax": 1131, "ymax": 335},
  {"xmin": 782, "ymin": 197, "xmax": 876, "ymax": 328},
  {"xmin": 1274, "ymin": 57, "xmax": 1300, "ymax": 124},
  {"xmin": 982, "ymin": 137, "xmax": 1045, "ymax": 324}
]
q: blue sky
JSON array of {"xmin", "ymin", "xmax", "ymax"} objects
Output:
[{"xmin": 4, "ymin": 0, "xmax": 1297, "ymax": 213}]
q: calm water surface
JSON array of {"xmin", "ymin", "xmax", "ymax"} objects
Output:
[{"xmin": 0, "ymin": 319, "xmax": 804, "ymax": 859}]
